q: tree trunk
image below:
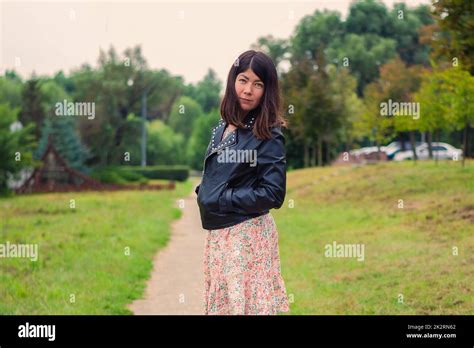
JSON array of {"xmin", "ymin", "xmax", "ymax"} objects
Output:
[
  {"xmin": 375, "ymin": 139, "xmax": 381, "ymax": 161},
  {"xmin": 317, "ymin": 137, "xmax": 323, "ymax": 167},
  {"xmin": 462, "ymin": 122, "xmax": 468, "ymax": 167},
  {"xmin": 435, "ymin": 129, "xmax": 440, "ymax": 165},
  {"xmin": 401, "ymin": 132, "xmax": 407, "ymax": 151},
  {"xmin": 325, "ymin": 140, "xmax": 330, "ymax": 166},
  {"xmin": 304, "ymin": 141, "xmax": 309, "ymax": 168},
  {"xmin": 311, "ymin": 143, "xmax": 317, "ymax": 167},
  {"xmin": 409, "ymin": 131, "xmax": 417, "ymax": 164},
  {"xmin": 427, "ymin": 131, "xmax": 433, "ymax": 159}
]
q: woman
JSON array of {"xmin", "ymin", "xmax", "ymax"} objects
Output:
[{"xmin": 196, "ymin": 50, "xmax": 290, "ymax": 315}]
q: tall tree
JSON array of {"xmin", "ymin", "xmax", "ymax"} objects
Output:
[
  {"xmin": 431, "ymin": 0, "xmax": 474, "ymax": 75},
  {"xmin": 0, "ymin": 103, "xmax": 37, "ymax": 194},
  {"xmin": 183, "ymin": 69, "xmax": 222, "ymax": 113},
  {"xmin": 167, "ymin": 96, "xmax": 204, "ymax": 142},
  {"xmin": 19, "ymin": 78, "xmax": 45, "ymax": 141}
]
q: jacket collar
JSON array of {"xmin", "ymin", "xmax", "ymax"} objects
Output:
[{"xmin": 208, "ymin": 111, "xmax": 257, "ymax": 156}]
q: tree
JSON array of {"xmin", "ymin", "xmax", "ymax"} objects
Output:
[
  {"xmin": 186, "ymin": 109, "xmax": 221, "ymax": 170},
  {"xmin": 71, "ymin": 45, "xmax": 186, "ymax": 166},
  {"xmin": 345, "ymin": 0, "xmax": 393, "ymax": 37},
  {"xmin": 359, "ymin": 57, "xmax": 423, "ymax": 157},
  {"xmin": 34, "ymin": 116, "xmax": 92, "ymax": 173},
  {"xmin": 431, "ymin": 0, "xmax": 474, "ymax": 75},
  {"xmin": 167, "ymin": 96, "xmax": 204, "ymax": 142},
  {"xmin": 441, "ymin": 67, "xmax": 474, "ymax": 166},
  {"xmin": 0, "ymin": 74, "xmax": 22, "ymax": 109},
  {"xmin": 251, "ymin": 35, "xmax": 290, "ymax": 76},
  {"xmin": 414, "ymin": 69, "xmax": 451, "ymax": 163},
  {"xmin": 19, "ymin": 78, "xmax": 45, "ymax": 141},
  {"xmin": 0, "ymin": 103, "xmax": 37, "ymax": 195},
  {"xmin": 290, "ymin": 9, "xmax": 345, "ymax": 62},
  {"xmin": 282, "ymin": 53, "xmax": 338, "ymax": 167},
  {"xmin": 183, "ymin": 69, "xmax": 222, "ymax": 113},
  {"xmin": 326, "ymin": 33, "xmax": 398, "ymax": 95},
  {"xmin": 328, "ymin": 65, "xmax": 364, "ymax": 154},
  {"xmin": 146, "ymin": 119, "xmax": 185, "ymax": 165},
  {"xmin": 387, "ymin": 3, "xmax": 434, "ymax": 65}
]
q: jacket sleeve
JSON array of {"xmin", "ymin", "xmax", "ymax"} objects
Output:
[{"xmin": 219, "ymin": 127, "xmax": 286, "ymax": 214}]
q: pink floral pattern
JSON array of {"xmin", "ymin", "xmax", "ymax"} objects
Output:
[{"xmin": 204, "ymin": 212, "xmax": 290, "ymax": 315}]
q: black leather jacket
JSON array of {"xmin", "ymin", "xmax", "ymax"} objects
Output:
[{"xmin": 195, "ymin": 112, "xmax": 286, "ymax": 230}]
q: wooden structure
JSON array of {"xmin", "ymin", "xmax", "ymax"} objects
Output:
[
  {"xmin": 332, "ymin": 151, "xmax": 388, "ymax": 166},
  {"xmin": 15, "ymin": 136, "xmax": 175, "ymax": 194}
]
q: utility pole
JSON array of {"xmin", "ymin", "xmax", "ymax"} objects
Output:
[{"xmin": 141, "ymin": 91, "xmax": 147, "ymax": 167}]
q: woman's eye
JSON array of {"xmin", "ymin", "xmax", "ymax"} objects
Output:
[{"xmin": 255, "ymin": 83, "xmax": 263, "ymax": 88}]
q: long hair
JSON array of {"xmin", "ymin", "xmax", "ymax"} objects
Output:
[{"xmin": 220, "ymin": 50, "xmax": 287, "ymax": 140}]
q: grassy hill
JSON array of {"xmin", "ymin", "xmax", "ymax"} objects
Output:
[
  {"xmin": 0, "ymin": 160, "xmax": 472, "ymax": 315},
  {"xmin": 274, "ymin": 160, "xmax": 473, "ymax": 315}
]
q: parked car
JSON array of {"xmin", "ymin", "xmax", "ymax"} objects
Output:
[
  {"xmin": 349, "ymin": 146, "xmax": 380, "ymax": 156},
  {"xmin": 393, "ymin": 142, "xmax": 463, "ymax": 161},
  {"xmin": 383, "ymin": 141, "xmax": 423, "ymax": 160},
  {"xmin": 349, "ymin": 141, "xmax": 421, "ymax": 160}
]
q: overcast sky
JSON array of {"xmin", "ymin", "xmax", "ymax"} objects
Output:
[{"xmin": 1, "ymin": 0, "xmax": 430, "ymax": 85}]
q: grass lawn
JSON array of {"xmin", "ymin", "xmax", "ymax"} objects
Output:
[
  {"xmin": 0, "ymin": 180, "xmax": 193, "ymax": 314},
  {"xmin": 274, "ymin": 160, "xmax": 473, "ymax": 315},
  {"xmin": 1, "ymin": 160, "xmax": 472, "ymax": 315}
]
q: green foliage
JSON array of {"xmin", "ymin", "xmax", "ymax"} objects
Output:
[
  {"xmin": 431, "ymin": 0, "xmax": 474, "ymax": 74},
  {"xmin": 0, "ymin": 103, "xmax": 37, "ymax": 194},
  {"xmin": 414, "ymin": 66, "xmax": 474, "ymax": 134},
  {"xmin": 34, "ymin": 116, "xmax": 92, "ymax": 173},
  {"xmin": 183, "ymin": 69, "xmax": 222, "ymax": 113},
  {"xmin": 346, "ymin": 0, "xmax": 393, "ymax": 36},
  {"xmin": 326, "ymin": 33, "xmax": 398, "ymax": 95},
  {"xmin": 19, "ymin": 79, "xmax": 46, "ymax": 141},
  {"xmin": 186, "ymin": 109, "xmax": 220, "ymax": 170},
  {"xmin": 122, "ymin": 165, "xmax": 190, "ymax": 181},
  {"xmin": 167, "ymin": 96, "xmax": 204, "ymax": 141},
  {"xmin": 146, "ymin": 119, "xmax": 185, "ymax": 165},
  {"xmin": 71, "ymin": 45, "xmax": 184, "ymax": 167},
  {"xmin": 291, "ymin": 9, "xmax": 345, "ymax": 59},
  {"xmin": 250, "ymin": 35, "xmax": 290, "ymax": 74},
  {"xmin": 90, "ymin": 166, "xmax": 148, "ymax": 184},
  {"xmin": 0, "ymin": 75, "xmax": 22, "ymax": 108}
]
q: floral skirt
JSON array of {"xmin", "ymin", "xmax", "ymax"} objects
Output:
[{"xmin": 204, "ymin": 212, "xmax": 290, "ymax": 315}]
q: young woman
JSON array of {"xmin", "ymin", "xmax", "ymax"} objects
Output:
[{"xmin": 196, "ymin": 50, "xmax": 290, "ymax": 315}]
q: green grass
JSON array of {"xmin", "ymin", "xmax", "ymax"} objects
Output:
[
  {"xmin": 2, "ymin": 161, "xmax": 472, "ymax": 315},
  {"xmin": 0, "ymin": 180, "xmax": 193, "ymax": 314},
  {"xmin": 275, "ymin": 160, "xmax": 474, "ymax": 315}
]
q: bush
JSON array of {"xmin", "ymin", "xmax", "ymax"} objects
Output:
[
  {"xmin": 90, "ymin": 166, "xmax": 149, "ymax": 185},
  {"xmin": 122, "ymin": 165, "xmax": 189, "ymax": 182},
  {"xmin": 90, "ymin": 169, "xmax": 127, "ymax": 184},
  {"xmin": 90, "ymin": 165, "xmax": 189, "ymax": 183}
]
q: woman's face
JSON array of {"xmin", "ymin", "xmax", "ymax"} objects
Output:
[{"xmin": 235, "ymin": 68, "xmax": 264, "ymax": 112}]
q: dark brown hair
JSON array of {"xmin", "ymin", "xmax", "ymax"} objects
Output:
[{"xmin": 220, "ymin": 50, "xmax": 287, "ymax": 140}]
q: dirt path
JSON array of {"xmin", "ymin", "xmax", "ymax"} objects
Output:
[{"xmin": 128, "ymin": 180, "xmax": 207, "ymax": 315}]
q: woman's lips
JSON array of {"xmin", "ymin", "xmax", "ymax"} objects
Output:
[{"xmin": 240, "ymin": 98, "xmax": 252, "ymax": 104}]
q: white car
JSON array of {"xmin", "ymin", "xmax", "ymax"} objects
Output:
[
  {"xmin": 393, "ymin": 142, "xmax": 463, "ymax": 161},
  {"xmin": 350, "ymin": 146, "xmax": 387, "ymax": 156},
  {"xmin": 383, "ymin": 141, "xmax": 423, "ymax": 160}
]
